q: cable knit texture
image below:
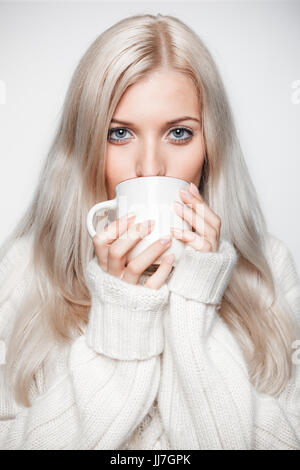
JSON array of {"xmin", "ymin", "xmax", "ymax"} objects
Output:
[
  {"xmin": 0, "ymin": 233, "xmax": 299, "ymax": 449},
  {"xmin": 85, "ymin": 257, "xmax": 169, "ymax": 360},
  {"xmin": 167, "ymin": 240, "xmax": 238, "ymax": 304}
]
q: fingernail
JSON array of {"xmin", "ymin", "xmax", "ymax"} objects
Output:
[
  {"xmin": 140, "ymin": 219, "xmax": 155, "ymax": 230},
  {"xmin": 165, "ymin": 253, "xmax": 175, "ymax": 265},
  {"xmin": 171, "ymin": 227, "xmax": 183, "ymax": 237},
  {"xmin": 189, "ymin": 182, "xmax": 200, "ymax": 197},
  {"xmin": 119, "ymin": 212, "xmax": 136, "ymax": 223},
  {"xmin": 180, "ymin": 189, "xmax": 193, "ymax": 201},
  {"xmin": 160, "ymin": 235, "xmax": 171, "ymax": 245},
  {"xmin": 174, "ymin": 201, "xmax": 184, "ymax": 211}
]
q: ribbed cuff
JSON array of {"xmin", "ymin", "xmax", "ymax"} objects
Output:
[
  {"xmin": 167, "ymin": 239, "xmax": 238, "ymax": 304},
  {"xmin": 84, "ymin": 257, "xmax": 170, "ymax": 360}
]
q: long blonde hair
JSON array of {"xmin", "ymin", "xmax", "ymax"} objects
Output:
[{"xmin": 0, "ymin": 13, "xmax": 298, "ymax": 407}]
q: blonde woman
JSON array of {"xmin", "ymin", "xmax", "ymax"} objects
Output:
[{"xmin": 0, "ymin": 13, "xmax": 299, "ymax": 450}]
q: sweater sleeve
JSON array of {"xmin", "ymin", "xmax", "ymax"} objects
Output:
[
  {"xmin": 159, "ymin": 238, "xmax": 300, "ymax": 450},
  {"xmin": 0, "ymin": 251, "xmax": 169, "ymax": 450}
]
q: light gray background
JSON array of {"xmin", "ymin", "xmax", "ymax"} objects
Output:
[{"xmin": 0, "ymin": 0, "xmax": 299, "ymax": 273}]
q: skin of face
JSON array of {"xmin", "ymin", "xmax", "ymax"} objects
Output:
[{"xmin": 105, "ymin": 70, "xmax": 206, "ymax": 200}]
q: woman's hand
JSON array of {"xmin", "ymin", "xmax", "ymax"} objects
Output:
[
  {"xmin": 170, "ymin": 182, "xmax": 221, "ymax": 252},
  {"xmin": 92, "ymin": 214, "xmax": 174, "ymax": 290}
]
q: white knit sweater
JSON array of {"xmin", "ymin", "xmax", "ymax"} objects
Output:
[{"xmin": 0, "ymin": 233, "xmax": 299, "ymax": 450}]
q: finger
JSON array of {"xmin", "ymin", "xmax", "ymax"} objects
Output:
[
  {"xmin": 92, "ymin": 213, "xmax": 136, "ymax": 271},
  {"xmin": 187, "ymin": 186, "xmax": 221, "ymax": 230},
  {"xmin": 170, "ymin": 227, "xmax": 215, "ymax": 252},
  {"xmin": 122, "ymin": 235, "xmax": 173, "ymax": 285},
  {"xmin": 143, "ymin": 253, "xmax": 175, "ymax": 290},
  {"xmin": 103, "ymin": 213, "xmax": 137, "ymax": 242},
  {"xmin": 174, "ymin": 201, "xmax": 219, "ymax": 243},
  {"xmin": 107, "ymin": 220, "xmax": 155, "ymax": 277},
  {"xmin": 179, "ymin": 189, "xmax": 221, "ymax": 235}
]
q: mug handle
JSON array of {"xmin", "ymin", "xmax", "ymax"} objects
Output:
[{"xmin": 86, "ymin": 198, "xmax": 117, "ymax": 238}]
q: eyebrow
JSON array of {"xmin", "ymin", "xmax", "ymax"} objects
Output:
[{"xmin": 110, "ymin": 116, "xmax": 201, "ymax": 126}]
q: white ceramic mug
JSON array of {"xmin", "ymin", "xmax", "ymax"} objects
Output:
[{"xmin": 86, "ymin": 176, "xmax": 193, "ymax": 267}]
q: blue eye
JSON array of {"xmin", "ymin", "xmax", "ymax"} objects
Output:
[
  {"xmin": 107, "ymin": 127, "xmax": 194, "ymax": 144},
  {"xmin": 108, "ymin": 128, "xmax": 131, "ymax": 142},
  {"xmin": 168, "ymin": 128, "xmax": 193, "ymax": 142}
]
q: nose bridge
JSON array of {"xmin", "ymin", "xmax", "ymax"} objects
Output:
[{"xmin": 136, "ymin": 132, "xmax": 165, "ymax": 176}]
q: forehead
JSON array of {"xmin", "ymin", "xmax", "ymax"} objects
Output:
[{"xmin": 114, "ymin": 71, "xmax": 200, "ymax": 118}]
